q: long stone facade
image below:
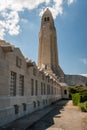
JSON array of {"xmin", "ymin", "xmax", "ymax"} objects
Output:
[{"xmin": 0, "ymin": 40, "xmax": 68, "ymax": 126}]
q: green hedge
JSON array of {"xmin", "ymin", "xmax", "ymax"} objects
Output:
[
  {"xmin": 78, "ymin": 101, "xmax": 87, "ymax": 112},
  {"xmin": 80, "ymin": 91, "xmax": 87, "ymax": 102},
  {"xmin": 68, "ymin": 86, "xmax": 87, "ymax": 95},
  {"xmin": 72, "ymin": 93, "xmax": 80, "ymax": 106},
  {"xmin": 69, "ymin": 86, "xmax": 87, "ymax": 112}
]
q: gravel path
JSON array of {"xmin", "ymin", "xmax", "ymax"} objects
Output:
[{"xmin": 28, "ymin": 100, "xmax": 87, "ymax": 130}]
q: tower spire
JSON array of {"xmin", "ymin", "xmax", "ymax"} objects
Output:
[{"xmin": 38, "ymin": 8, "xmax": 64, "ymax": 81}]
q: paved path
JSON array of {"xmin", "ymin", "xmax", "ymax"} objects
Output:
[{"xmin": 28, "ymin": 100, "xmax": 87, "ymax": 130}]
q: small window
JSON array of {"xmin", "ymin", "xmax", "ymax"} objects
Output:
[
  {"xmin": 10, "ymin": 71, "xmax": 16, "ymax": 96},
  {"xmin": 33, "ymin": 68, "xmax": 36, "ymax": 76},
  {"xmin": 22, "ymin": 103, "xmax": 26, "ymax": 111},
  {"xmin": 44, "ymin": 17, "xmax": 46, "ymax": 22},
  {"xmin": 35, "ymin": 80, "xmax": 38, "ymax": 95},
  {"xmin": 64, "ymin": 90, "xmax": 67, "ymax": 95},
  {"xmin": 31, "ymin": 79, "xmax": 34, "ymax": 96},
  {"xmin": 33, "ymin": 101, "xmax": 36, "ymax": 108},
  {"xmin": 47, "ymin": 17, "xmax": 49, "ymax": 21},
  {"xmin": 47, "ymin": 84, "xmax": 50, "ymax": 95},
  {"xmin": 16, "ymin": 56, "xmax": 22, "ymax": 68},
  {"xmin": 19, "ymin": 75, "xmax": 24, "ymax": 96},
  {"xmin": 37, "ymin": 101, "xmax": 40, "ymax": 107},
  {"xmin": 45, "ymin": 65, "xmax": 47, "ymax": 69},
  {"xmin": 14, "ymin": 105, "xmax": 19, "ymax": 114},
  {"xmin": 44, "ymin": 83, "xmax": 45, "ymax": 95},
  {"xmin": 41, "ymin": 82, "xmax": 43, "ymax": 95}
]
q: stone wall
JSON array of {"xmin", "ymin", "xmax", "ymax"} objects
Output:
[{"xmin": 0, "ymin": 40, "xmax": 66, "ymax": 126}]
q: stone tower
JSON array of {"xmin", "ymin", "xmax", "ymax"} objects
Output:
[{"xmin": 38, "ymin": 8, "xmax": 64, "ymax": 81}]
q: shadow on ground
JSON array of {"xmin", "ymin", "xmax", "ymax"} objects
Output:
[{"xmin": 26, "ymin": 100, "xmax": 69, "ymax": 130}]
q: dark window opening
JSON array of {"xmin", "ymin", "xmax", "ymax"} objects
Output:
[
  {"xmin": 31, "ymin": 79, "xmax": 34, "ymax": 96},
  {"xmin": 19, "ymin": 75, "xmax": 24, "ymax": 96},
  {"xmin": 47, "ymin": 17, "xmax": 49, "ymax": 21},
  {"xmin": 33, "ymin": 68, "xmax": 36, "ymax": 76},
  {"xmin": 37, "ymin": 101, "xmax": 40, "ymax": 107},
  {"xmin": 44, "ymin": 17, "xmax": 50, "ymax": 22},
  {"xmin": 16, "ymin": 56, "xmax": 22, "ymax": 68},
  {"xmin": 35, "ymin": 80, "xmax": 38, "ymax": 95},
  {"xmin": 64, "ymin": 90, "xmax": 67, "ymax": 95},
  {"xmin": 41, "ymin": 82, "xmax": 43, "ymax": 95},
  {"xmin": 45, "ymin": 65, "xmax": 47, "ymax": 69},
  {"xmin": 44, "ymin": 17, "xmax": 46, "ymax": 22},
  {"xmin": 10, "ymin": 71, "xmax": 16, "ymax": 96},
  {"xmin": 33, "ymin": 101, "xmax": 36, "ymax": 108},
  {"xmin": 23, "ymin": 103, "xmax": 26, "ymax": 111},
  {"xmin": 14, "ymin": 105, "xmax": 19, "ymax": 114}
]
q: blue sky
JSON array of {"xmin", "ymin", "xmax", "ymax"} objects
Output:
[{"xmin": 0, "ymin": 0, "xmax": 87, "ymax": 75}]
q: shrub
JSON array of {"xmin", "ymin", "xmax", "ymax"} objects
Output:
[
  {"xmin": 80, "ymin": 91, "xmax": 87, "ymax": 102},
  {"xmin": 68, "ymin": 86, "xmax": 87, "ymax": 103},
  {"xmin": 78, "ymin": 101, "xmax": 87, "ymax": 112},
  {"xmin": 68, "ymin": 86, "xmax": 87, "ymax": 95},
  {"xmin": 72, "ymin": 93, "xmax": 80, "ymax": 106}
]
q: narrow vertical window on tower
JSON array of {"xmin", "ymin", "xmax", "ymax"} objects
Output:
[
  {"xmin": 47, "ymin": 17, "xmax": 49, "ymax": 21},
  {"xmin": 44, "ymin": 17, "xmax": 46, "ymax": 22}
]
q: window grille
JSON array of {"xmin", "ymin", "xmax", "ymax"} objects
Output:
[{"xmin": 10, "ymin": 71, "xmax": 16, "ymax": 96}]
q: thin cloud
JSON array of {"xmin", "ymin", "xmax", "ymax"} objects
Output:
[
  {"xmin": 21, "ymin": 19, "xmax": 28, "ymax": 24},
  {"xmin": 67, "ymin": 0, "xmax": 76, "ymax": 5},
  {"xmin": 80, "ymin": 58, "xmax": 87, "ymax": 65},
  {"xmin": 39, "ymin": 0, "xmax": 63, "ymax": 19},
  {"xmin": 0, "ymin": 0, "xmax": 75, "ymax": 39}
]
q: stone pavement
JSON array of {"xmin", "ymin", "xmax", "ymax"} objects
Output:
[
  {"xmin": 28, "ymin": 100, "xmax": 87, "ymax": 130},
  {"xmin": 47, "ymin": 101, "xmax": 87, "ymax": 130},
  {"xmin": 0, "ymin": 100, "xmax": 67, "ymax": 130}
]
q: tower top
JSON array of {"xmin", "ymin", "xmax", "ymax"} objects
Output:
[
  {"xmin": 41, "ymin": 8, "xmax": 54, "ymax": 27},
  {"xmin": 43, "ymin": 8, "xmax": 52, "ymax": 16}
]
